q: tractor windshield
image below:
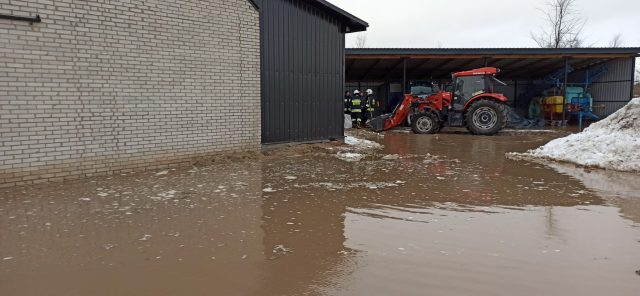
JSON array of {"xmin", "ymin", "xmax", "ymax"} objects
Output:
[
  {"xmin": 411, "ymin": 85, "xmax": 433, "ymax": 96},
  {"xmin": 454, "ymin": 76, "xmax": 491, "ymax": 104}
]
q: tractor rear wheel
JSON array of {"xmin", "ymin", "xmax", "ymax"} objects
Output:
[
  {"xmin": 411, "ymin": 112, "xmax": 440, "ymax": 134},
  {"xmin": 465, "ymin": 99, "xmax": 507, "ymax": 135}
]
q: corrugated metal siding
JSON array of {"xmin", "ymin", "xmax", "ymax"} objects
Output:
[
  {"xmin": 571, "ymin": 58, "xmax": 634, "ymax": 117},
  {"xmin": 261, "ymin": 0, "xmax": 345, "ymax": 144}
]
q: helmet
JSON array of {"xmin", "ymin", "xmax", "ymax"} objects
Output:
[
  {"xmin": 366, "ymin": 89, "xmax": 373, "ymax": 95},
  {"xmin": 353, "ymin": 90, "xmax": 360, "ymax": 95}
]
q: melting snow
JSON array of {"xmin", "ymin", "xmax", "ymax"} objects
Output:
[
  {"xmin": 336, "ymin": 152, "xmax": 365, "ymax": 162},
  {"xmin": 344, "ymin": 136, "xmax": 382, "ymax": 150},
  {"xmin": 382, "ymin": 154, "xmax": 400, "ymax": 160},
  {"xmin": 138, "ymin": 234, "xmax": 152, "ymax": 241},
  {"xmin": 273, "ymin": 245, "xmax": 292, "ymax": 254},
  {"xmin": 507, "ymin": 98, "xmax": 640, "ymax": 172}
]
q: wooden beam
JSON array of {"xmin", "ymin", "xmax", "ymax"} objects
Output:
[
  {"xmin": 346, "ymin": 58, "xmax": 356, "ymax": 73},
  {"xmin": 428, "ymin": 59, "xmax": 465, "ymax": 78},
  {"xmin": 405, "ymin": 58, "xmax": 455, "ymax": 80},
  {"xmin": 360, "ymin": 59, "xmax": 385, "ymax": 81},
  {"xmin": 513, "ymin": 60, "xmax": 567, "ymax": 79},
  {"xmin": 380, "ymin": 59, "xmax": 408, "ymax": 81},
  {"xmin": 406, "ymin": 58, "xmax": 432, "ymax": 77},
  {"xmin": 499, "ymin": 59, "xmax": 546, "ymax": 76}
]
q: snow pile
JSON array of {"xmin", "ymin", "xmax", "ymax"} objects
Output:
[
  {"xmin": 336, "ymin": 152, "xmax": 365, "ymax": 162},
  {"xmin": 507, "ymin": 98, "xmax": 640, "ymax": 172},
  {"xmin": 344, "ymin": 136, "xmax": 382, "ymax": 150}
]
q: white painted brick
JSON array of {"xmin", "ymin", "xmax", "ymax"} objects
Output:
[{"xmin": 0, "ymin": 0, "xmax": 261, "ymax": 186}]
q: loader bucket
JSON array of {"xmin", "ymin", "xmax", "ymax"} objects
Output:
[{"xmin": 370, "ymin": 114, "xmax": 391, "ymax": 132}]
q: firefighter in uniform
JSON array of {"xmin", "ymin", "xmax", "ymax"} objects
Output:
[
  {"xmin": 350, "ymin": 90, "xmax": 363, "ymax": 128},
  {"xmin": 364, "ymin": 89, "xmax": 377, "ymax": 125},
  {"xmin": 344, "ymin": 91, "xmax": 352, "ymax": 115}
]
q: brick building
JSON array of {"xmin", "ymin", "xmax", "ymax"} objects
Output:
[{"xmin": 0, "ymin": 0, "xmax": 367, "ymax": 186}]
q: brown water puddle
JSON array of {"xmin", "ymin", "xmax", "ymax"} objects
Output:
[{"xmin": 1, "ymin": 131, "xmax": 639, "ymax": 296}]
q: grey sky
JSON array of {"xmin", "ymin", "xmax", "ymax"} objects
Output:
[{"xmin": 328, "ymin": 0, "xmax": 640, "ymax": 48}]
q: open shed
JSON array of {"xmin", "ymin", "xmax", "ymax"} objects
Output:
[{"xmin": 346, "ymin": 48, "xmax": 639, "ymax": 118}]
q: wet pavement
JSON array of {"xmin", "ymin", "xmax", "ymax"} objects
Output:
[{"xmin": 1, "ymin": 130, "xmax": 640, "ymax": 296}]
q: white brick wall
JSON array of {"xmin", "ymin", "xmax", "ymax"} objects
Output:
[{"xmin": 0, "ymin": 0, "xmax": 261, "ymax": 187}]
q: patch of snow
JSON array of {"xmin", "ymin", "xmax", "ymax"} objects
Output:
[
  {"xmin": 284, "ymin": 176, "xmax": 297, "ymax": 180},
  {"xmin": 263, "ymin": 188, "xmax": 277, "ymax": 193},
  {"xmin": 336, "ymin": 152, "xmax": 365, "ymax": 162},
  {"xmin": 138, "ymin": 234, "xmax": 152, "ymax": 241},
  {"xmin": 273, "ymin": 245, "xmax": 291, "ymax": 254},
  {"xmin": 155, "ymin": 170, "xmax": 169, "ymax": 176},
  {"xmin": 382, "ymin": 154, "xmax": 400, "ymax": 160},
  {"xmin": 151, "ymin": 190, "xmax": 177, "ymax": 201},
  {"xmin": 507, "ymin": 98, "xmax": 640, "ymax": 172},
  {"xmin": 344, "ymin": 136, "xmax": 382, "ymax": 150}
]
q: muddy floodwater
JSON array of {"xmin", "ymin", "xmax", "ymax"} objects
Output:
[{"xmin": 1, "ymin": 130, "xmax": 640, "ymax": 296}]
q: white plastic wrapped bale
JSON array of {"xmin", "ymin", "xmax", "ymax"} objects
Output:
[{"xmin": 508, "ymin": 98, "xmax": 640, "ymax": 172}]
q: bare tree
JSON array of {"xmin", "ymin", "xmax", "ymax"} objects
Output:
[
  {"xmin": 609, "ymin": 34, "xmax": 624, "ymax": 48},
  {"xmin": 353, "ymin": 33, "xmax": 368, "ymax": 48},
  {"xmin": 531, "ymin": 0, "xmax": 586, "ymax": 48}
]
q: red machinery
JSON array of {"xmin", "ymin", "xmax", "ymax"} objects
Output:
[{"xmin": 370, "ymin": 67, "xmax": 509, "ymax": 136}]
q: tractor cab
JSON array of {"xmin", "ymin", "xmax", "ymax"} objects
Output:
[{"xmin": 451, "ymin": 67, "xmax": 507, "ymax": 111}]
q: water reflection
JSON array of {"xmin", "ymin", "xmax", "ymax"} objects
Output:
[{"xmin": 1, "ymin": 132, "xmax": 639, "ymax": 295}]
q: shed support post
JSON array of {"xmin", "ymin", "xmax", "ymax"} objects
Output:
[
  {"xmin": 631, "ymin": 57, "xmax": 636, "ymax": 101},
  {"xmin": 402, "ymin": 58, "xmax": 407, "ymax": 94},
  {"xmin": 514, "ymin": 80, "xmax": 518, "ymax": 108},
  {"xmin": 562, "ymin": 57, "xmax": 569, "ymax": 125}
]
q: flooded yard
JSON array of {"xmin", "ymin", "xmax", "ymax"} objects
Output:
[{"xmin": 1, "ymin": 130, "xmax": 639, "ymax": 295}]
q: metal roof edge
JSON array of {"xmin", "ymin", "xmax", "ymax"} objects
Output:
[
  {"xmin": 312, "ymin": 0, "xmax": 368, "ymax": 33},
  {"xmin": 247, "ymin": 0, "xmax": 260, "ymax": 11},
  {"xmin": 345, "ymin": 47, "xmax": 640, "ymax": 55}
]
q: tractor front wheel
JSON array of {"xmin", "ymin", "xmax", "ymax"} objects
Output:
[
  {"xmin": 411, "ymin": 112, "xmax": 440, "ymax": 134},
  {"xmin": 465, "ymin": 99, "xmax": 507, "ymax": 135}
]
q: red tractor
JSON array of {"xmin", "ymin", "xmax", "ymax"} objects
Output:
[{"xmin": 370, "ymin": 67, "xmax": 509, "ymax": 135}]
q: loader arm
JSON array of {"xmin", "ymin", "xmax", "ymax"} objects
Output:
[{"xmin": 382, "ymin": 94, "xmax": 414, "ymax": 131}]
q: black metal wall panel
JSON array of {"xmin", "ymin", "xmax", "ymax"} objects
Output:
[{"xmin": 260, "ymin": 0, "xmax": 345, "ymax": 144}]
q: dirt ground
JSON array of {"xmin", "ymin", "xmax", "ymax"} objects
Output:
[{"xmin": 1, "ymin": 129, "xmax": 639, "ymax": 296}]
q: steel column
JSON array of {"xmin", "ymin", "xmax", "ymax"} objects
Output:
[
  {"xmin": 402, "ymin": 58, "xmax": 408, "ymax": 94},
  {"xmin": 562, "ymin": 57, "xmax": 569, "ymax": 124},
  {"xmin": 631, "ymin": 57, "xmax": 636, "ymax": 101}
]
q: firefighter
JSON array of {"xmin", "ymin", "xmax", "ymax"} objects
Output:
[
  {"xmin": 350, "ymin": 90, "xmax": 363, "ymax": 128},
  {"xmin": 344, "ymin": 91, "xmax": 352, "ymax": 115},
  {"xmin": 364, "ymin": 89, "xmax": 377, "ymax": 123}
]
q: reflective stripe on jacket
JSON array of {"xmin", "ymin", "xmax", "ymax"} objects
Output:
[
  {"xmin": 350, "ymin": 98, "xmax": 362, "ymax": 113},
  {"xmin": 366, "ymin": 97, "xmax": 376, "ymax": 112}
]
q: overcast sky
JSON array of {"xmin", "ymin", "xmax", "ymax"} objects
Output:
[{"xmin": 328, "ymin": 0, "xmax": 640, "ymax": 48}]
